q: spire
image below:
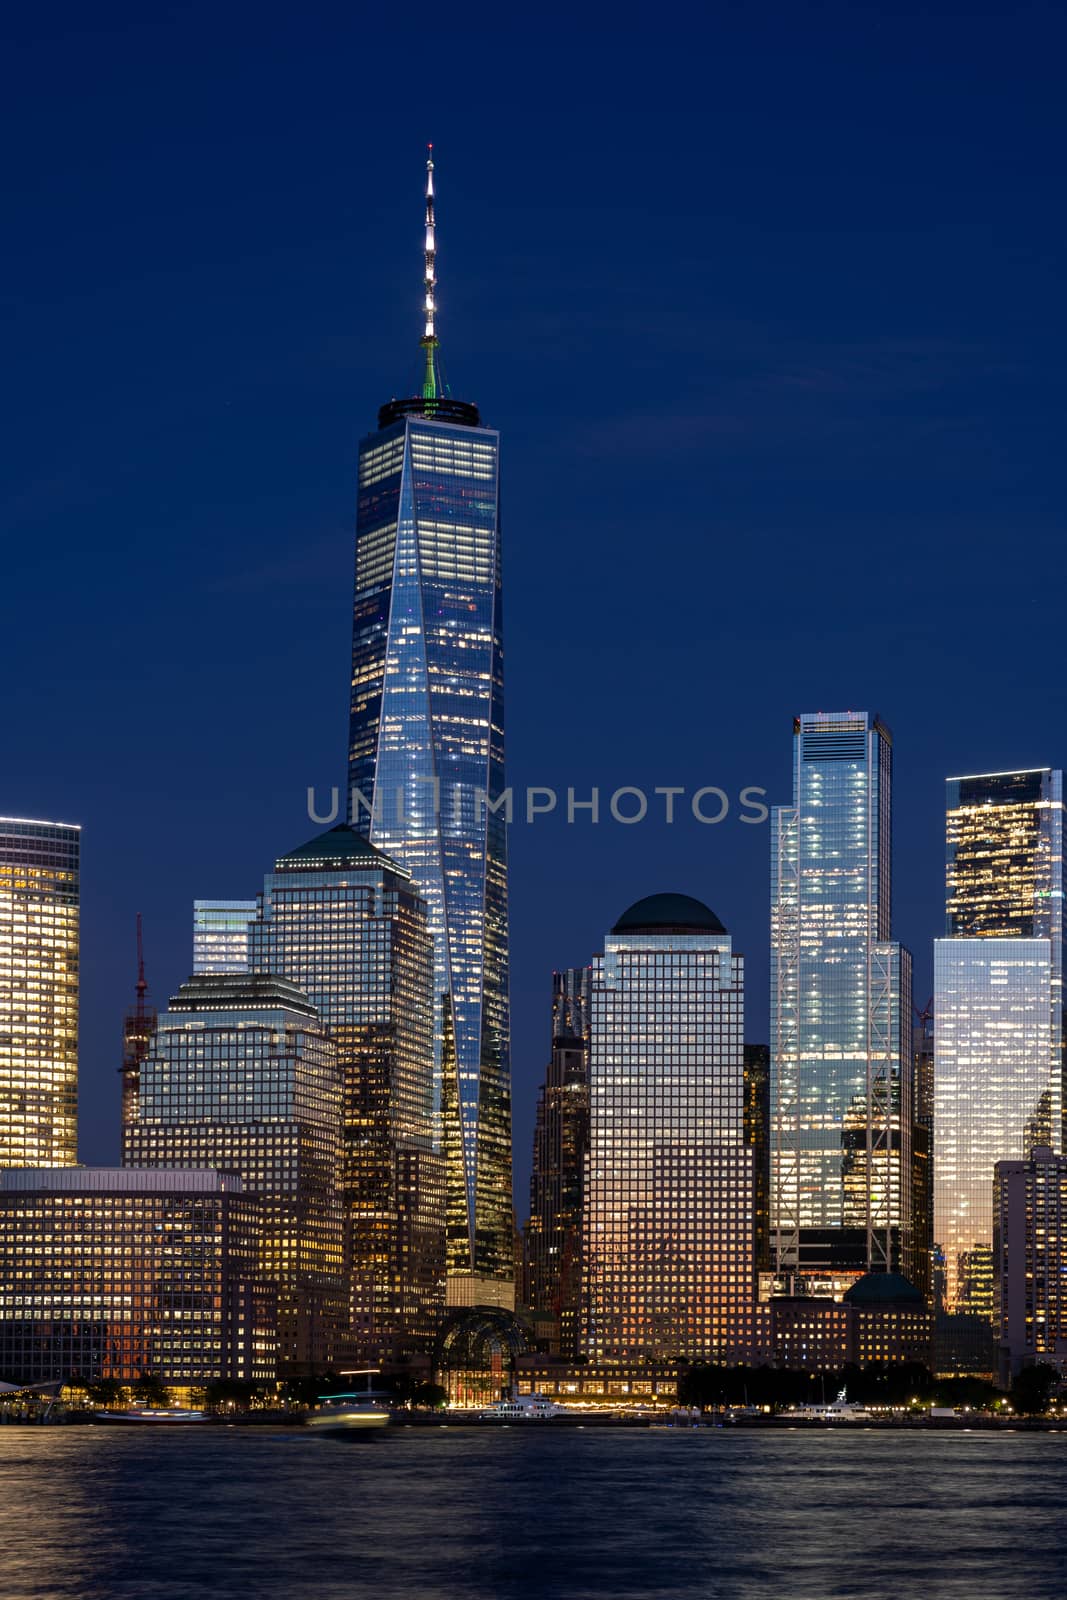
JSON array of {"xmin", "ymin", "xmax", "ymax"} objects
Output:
[
  {"xmin": 377, "ymin": 144, "xmax": 481, "ymax": 430},
  {"xmin": 421, "ymin": 143, "xmax": 440, "ymax": 401}
]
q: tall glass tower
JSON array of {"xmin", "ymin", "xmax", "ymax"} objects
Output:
[
  {"xmin": 770, "ymin": 713, "xmax": 914, "ymax": 1289},
  {"xmin": 347, "ymin": 151, "xmax": 512, "ymax": 1308},
  {"xmin": 0, "ymin": 817, "xmax": 80, "ymax": 1167},
  {"xmin": 934, "ymin": 769, "xmax": 1064, "ymax": 1327}
]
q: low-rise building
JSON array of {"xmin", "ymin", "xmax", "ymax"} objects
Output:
[{"xmin": 0, "ymin": 1167, "xmax": 275, "ymax": 1385}]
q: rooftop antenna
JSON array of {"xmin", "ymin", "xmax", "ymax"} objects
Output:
[{"xmin": 421, "ymin": 143, "xmax": 440, "ymax": 401}]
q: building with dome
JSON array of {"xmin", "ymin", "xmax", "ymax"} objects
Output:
[{"xmin": 581, "ymin": 893, "xmax": 756, "ymax": 1364}]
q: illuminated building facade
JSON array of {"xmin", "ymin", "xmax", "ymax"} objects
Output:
[
  {"xmin": 250, "ymin": 825, "xmax": 444, "ymax": 1360},
  {"xmin": 0, "ymin": 1167, "xmax": 273, "ymax": 1384},
  {"xmin": 192, "ymin": 899, "xmax": 256, "ymax": 974},
  {"xmin": 744, "ymin": 1044, "xmax": 771, "ymax": 1271},
  {"xmin": 524, "ymin": 968, "xmax": 591, "ymax": 1357},
  {"xmin": 0, "ymin": 818, "xmax": 80, "ymax": 1169},
  {"xmin": 994, "ymin": 1145, "xmax": 1067, "ymax": 1381},
  {"xmin": 934, "ymin": 769, "xmax": 1064, "ymax": 1330},
  {"xmin": 770, "ymin": 713, "xmax": 915, "ymax": 1289},
  {"xmin": 124, "ymin": 973, "xmax": 344, "ymax": 1374},
  {"xmin": 582, "ymin": 894, "xmax": 755, "ymax": 1365},
  {"xmin": 347, "ymin": 151, "xmax": 512, "ymax": 1309}
]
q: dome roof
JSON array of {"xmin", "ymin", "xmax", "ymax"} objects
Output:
[
  {"xmin": 843, "ymin": 1272, "xmax": 924, "ymax": 1306},
  {"xmin": 611, "ymin": 892, "xmax": 727, "ymax": 936}
]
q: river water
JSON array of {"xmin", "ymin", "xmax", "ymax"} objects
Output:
[{"xmin": 0, "ymin": 1426, "xmax": 1061, "ymax": 1598}]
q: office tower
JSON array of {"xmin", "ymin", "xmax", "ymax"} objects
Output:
[
  {"xmin": 913, "ymin": 1006, "xmax": 934, "ymax": 1266},
  {"xmin": 0, "ymin": 1168, "xmax": 273, "ymax": 1385},
  {"xmin": 118, "ymin": 914, "xmax": 156, "ymax": 1130},
  {"xmin": 744, "ymin": 1044, "xmax": 771, "ymax": 1272},
  {"xmin": 192, "ymin": 899, "xmax": 256, "ymax": 973},
  {"xmin": 582, "ymin": 894, "xmax": 754, "ymax": 1364},
  {"xmin": 934, "ymin": 770, "xmax": 1064, "ymax": 1328},
  {"xmin": 994, "ymin": 1146, "xmax": 1067, "ymax": 1381},
  {"xmin": 0, "ymin": 817, "xmax": 80, "ymax": 1167},
  {"xmin": 347, "ymin": 151, "xmax": 512, "ymax": 1309},
  {"xmin": 770, "ymin": 713, "xmax": 915, "ymax": 1289},
  {"xmin": 250, "ymin": 824, "xmax": 444, "ymax": 1360},
  {"xmin": 525, "ymin": 968, "xmax": 591, "ymax": 1357},
  {"xmin": 124, "ymin": 973, "xmax": 344, "ymax": 1374}
]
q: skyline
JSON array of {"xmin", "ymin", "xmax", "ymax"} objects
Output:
[{"xmin": 4, "ymin": 3, "xmax": 1066, "ymax": 1214}]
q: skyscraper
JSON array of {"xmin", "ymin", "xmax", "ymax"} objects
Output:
[
  {"xmin": 347, "ymin": 150, "xmax": 512, "ymax": 1308},
  {"xmin": 582, "ymin": 894, "xmax": 755, "ymax": 1364},
  {"xmin": 770, "ymin": 713, "xmax": 915, "ymax": 1289},
  {"xmin": 994, "ymin": 1145, "xmax": 1067, "ymax": 1381},
  {"xmin": 524, "ymin": 968, "xmax": 591, "ymax": 1357},
  {"xmin": 249, "ymin": 824, "xmax": 445, "ymax": 1360},
  {"xmin": 124, "ymin": 972, "xmax": 345, "ymax": 1373},
  {"xmin": 934, "ymin": 769, "xmax": 1064, "ymax": 1327},
  {"xmin": 193, "ymin": 899, "xmax": 256, "ymax": 974},
  {"xmin": 0, "ymin": 817, "xmax": 80, "ymax": 1168}
]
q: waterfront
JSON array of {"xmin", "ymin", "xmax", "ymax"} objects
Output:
[{"xmin": 1, "ymin": 1430, "xmax": 1064, "ymax": 1599}]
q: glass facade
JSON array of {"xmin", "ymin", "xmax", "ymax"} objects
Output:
[
  {"xmin": 0, "ymin": 1167, "xmax": 273, "ymax": 1384},
  {"xmin": 770, "ymin": 713, "xmax": 915, "ymax": 1287},
  {"xmin": 524, "ymin": 968, "xmax": 591, "ymax": 1357},
  {"xmin": 935, "ymin": 939, "xmax": 1056, "ymax": 1319},
  {"xmin": 348, "ymin": 412, "xmax": 512, "ymax": 1307},
  {"xmin": 0, "ymin": 818, "xmax": 80, "ymax": 1168},
  {"xmin": 249, "ymin": 825, "xmax": 444, "ymax": 1360},
  {"xmin": 935, "ymin": 769, "xmax": 1064, "ymax": 1332},
  {"xmin": 124, "ymin": 974, "xmax": 344, "ymax": 1374},
  {"xmin": 192, "ymin": 900, "xmax": 256, "ymax": 974},
  {"xmin": 582, "ymin": 896, "xmax": 755, "ymax": 1364}
]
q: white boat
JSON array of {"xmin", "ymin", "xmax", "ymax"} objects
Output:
[
  {"xmin": 786, "ymin": 1388, "xmax": 878, "ymax": 1424},
  {"xmin": 475, "ymin": 1393, "xmax": 571, "ymax": 1422},
  {"xmin": 306, "ymin": 1370, "xmax": 391, "ymax": 1437},
  {"xmin": 92, "ymin": 1408, "xmax": 209, "ymax": 1426},
  {"xmin": 305, "ymin": 1393, "xmax": 391, "ymax": 1436}
]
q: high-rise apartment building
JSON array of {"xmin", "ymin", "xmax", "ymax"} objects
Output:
[
  {"xmin": 124, "ymin": 972, "xmax": 344, "ymax": 1374},
  {"xmin": 934, "ymin": 767, "xmax": 1064, "ymax": 1328},
  {"xmin": 249, "ymin": 824, "xmax": 444, "ymax": 1360},
  {"xmin": 0, "ymin": 817, "xmax": 80, "ymax": 1168},
  {"xmin": 347, "ymin": 151, "xmax": 511, "ymax": 1308},
  {"xmin": 994, "ymin": 1145, "xmax": 1067, "ymax": 1381},
  {"xmin": 0, "ymin": 1167, "xmax": 273, "ymax": 1385},
  {"xmin": 770, "ymin": 714, "xmax": 915, "ymax": 1289},
  {"xmin": 193, "ymin": 900, "xmax": 256, "ymax": 974},
  {"xmin": 525, "ymin": 968, "xmax": 591, "ymax": 1357},
  {"xmin": 582, "ymin": 894, "xmax": 755, "ymax": 1364}
]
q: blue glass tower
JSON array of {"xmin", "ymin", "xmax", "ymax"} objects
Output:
[
  {"xmin": 347, "ymin": 151, "xmax": 512, "ymax": 1308},
  {"xmin": 770, "ymin": 712, "xmax": 915, "ymax": 1289}
]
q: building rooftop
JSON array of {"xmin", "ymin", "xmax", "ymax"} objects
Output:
[
  {"xmin": 0, "ymin": 1168, "xmax": 244, "ymax": 1194},
  {"xmin": 165, "ymin": 972, "xmax": 321, "ymax": 1019},
  {"xmin": 843, "ymin": 1271, "xmax": 925, "ymax": 1306},
  {"xmin": 273, "ymin": 823, "xmax": 407, "ymax": 878},
  {"xmin": 611, "ymin": 893, "xmax": 727, "ymax": 936}
]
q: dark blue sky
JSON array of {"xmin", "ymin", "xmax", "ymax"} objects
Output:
[{"xmin": 3, "ymin": 2, "xmax": 1065, "ymax": 1207}]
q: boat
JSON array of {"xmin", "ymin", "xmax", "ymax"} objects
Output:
[
  {"xmin": 305, "ymin": 1370, "xmax": 391, "ymax": 1437},
  {"xmin": 475, "ymin": 1393, "xmax": 571, "ymax": 1422},
  {"xmin": 91, "ymin": 1408, "xmax": 209, "ymax": 1425},
  {"xmin": 785, "ymin": 1388, "xmax": 878, "ymax": 1424}
]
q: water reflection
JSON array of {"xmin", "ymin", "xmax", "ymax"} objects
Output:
[{"xmin": 0, "ymin": 1429, "xmax": 1063, "ymax": 1599}]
